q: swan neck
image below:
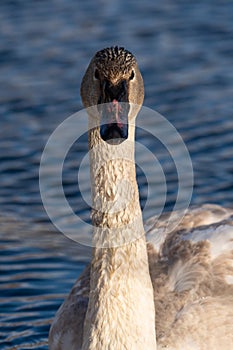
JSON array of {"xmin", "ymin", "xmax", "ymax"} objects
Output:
[
  {"xmin": 88, "ymin": 121, "xmax": 143, "ymax": 247},
  {"xmin": 82, "ymin": 240, "xmax": 157, "ymax": 350},
  {"xmin": 82, "ymin": 117, "xmax": 157, "ymax": 349}
]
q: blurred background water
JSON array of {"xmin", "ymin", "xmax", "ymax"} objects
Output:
[{"xmin": 0, "ymin": 0, "xmax": 233, "ymax": 348}]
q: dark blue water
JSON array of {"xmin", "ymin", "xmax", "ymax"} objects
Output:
[{"xmin": 0, "ymin": 0, "xmax": 233, "ymax": 348}]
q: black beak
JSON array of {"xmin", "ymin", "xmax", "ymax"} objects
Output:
[{"xmin": 98, "ymin": 80, "xmax": 129, "ymax": 144}]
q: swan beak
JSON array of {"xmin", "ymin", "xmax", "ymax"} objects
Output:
[{"xmin": 99, "ymin": 80, "xmax": 129, "ymax": 144}]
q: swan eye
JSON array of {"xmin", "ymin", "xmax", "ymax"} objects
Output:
[
  {"xmin": 129, "ymin": 70, "xmax": 135, "ymax": 81},
  {"xmin": 94, "ymin": 69, "xmax": 100, "ymax": 80}
]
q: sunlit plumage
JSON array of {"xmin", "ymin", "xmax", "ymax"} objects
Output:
[{"xmin": 49, "ymin": 47, "xmax": 233, "ymax": 350}]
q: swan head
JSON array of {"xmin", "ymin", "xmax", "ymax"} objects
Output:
[{"xmin": 81, "ymin": 46, "xmax": 144, "ymax": 143}]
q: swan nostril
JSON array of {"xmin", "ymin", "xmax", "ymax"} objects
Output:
[{"xmin": 102, "ymin": 79, "xmax": 128, "ymax": 103}]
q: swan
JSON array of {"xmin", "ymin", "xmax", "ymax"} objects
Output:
[{"xmin": 48, "ymin": 47, "xmax": 233, "ymax": 350}]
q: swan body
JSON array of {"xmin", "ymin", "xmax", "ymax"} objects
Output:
[{"xmin": 49, "ymin": 47, "xmax": 233, "ymax": 350}]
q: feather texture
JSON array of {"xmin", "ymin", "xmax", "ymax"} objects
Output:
[{"xmin": 49, "ymin": 48, "xmax": 233, "ymax": 350}]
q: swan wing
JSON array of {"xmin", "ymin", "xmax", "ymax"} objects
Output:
[
  {"xmin": 49, "ymin": 266, "xmax": 90, "ymax": 350},
  {"xmin": 146, "ymin": 204, "xmax": 233, "ymax": 348},
  {"xmin": 146, "ymin": 204, "xmax": 233, "ymax": 292},
  {"xmin": 145, "ymin": 204, "xmax": 233, "ymax": 254}
]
